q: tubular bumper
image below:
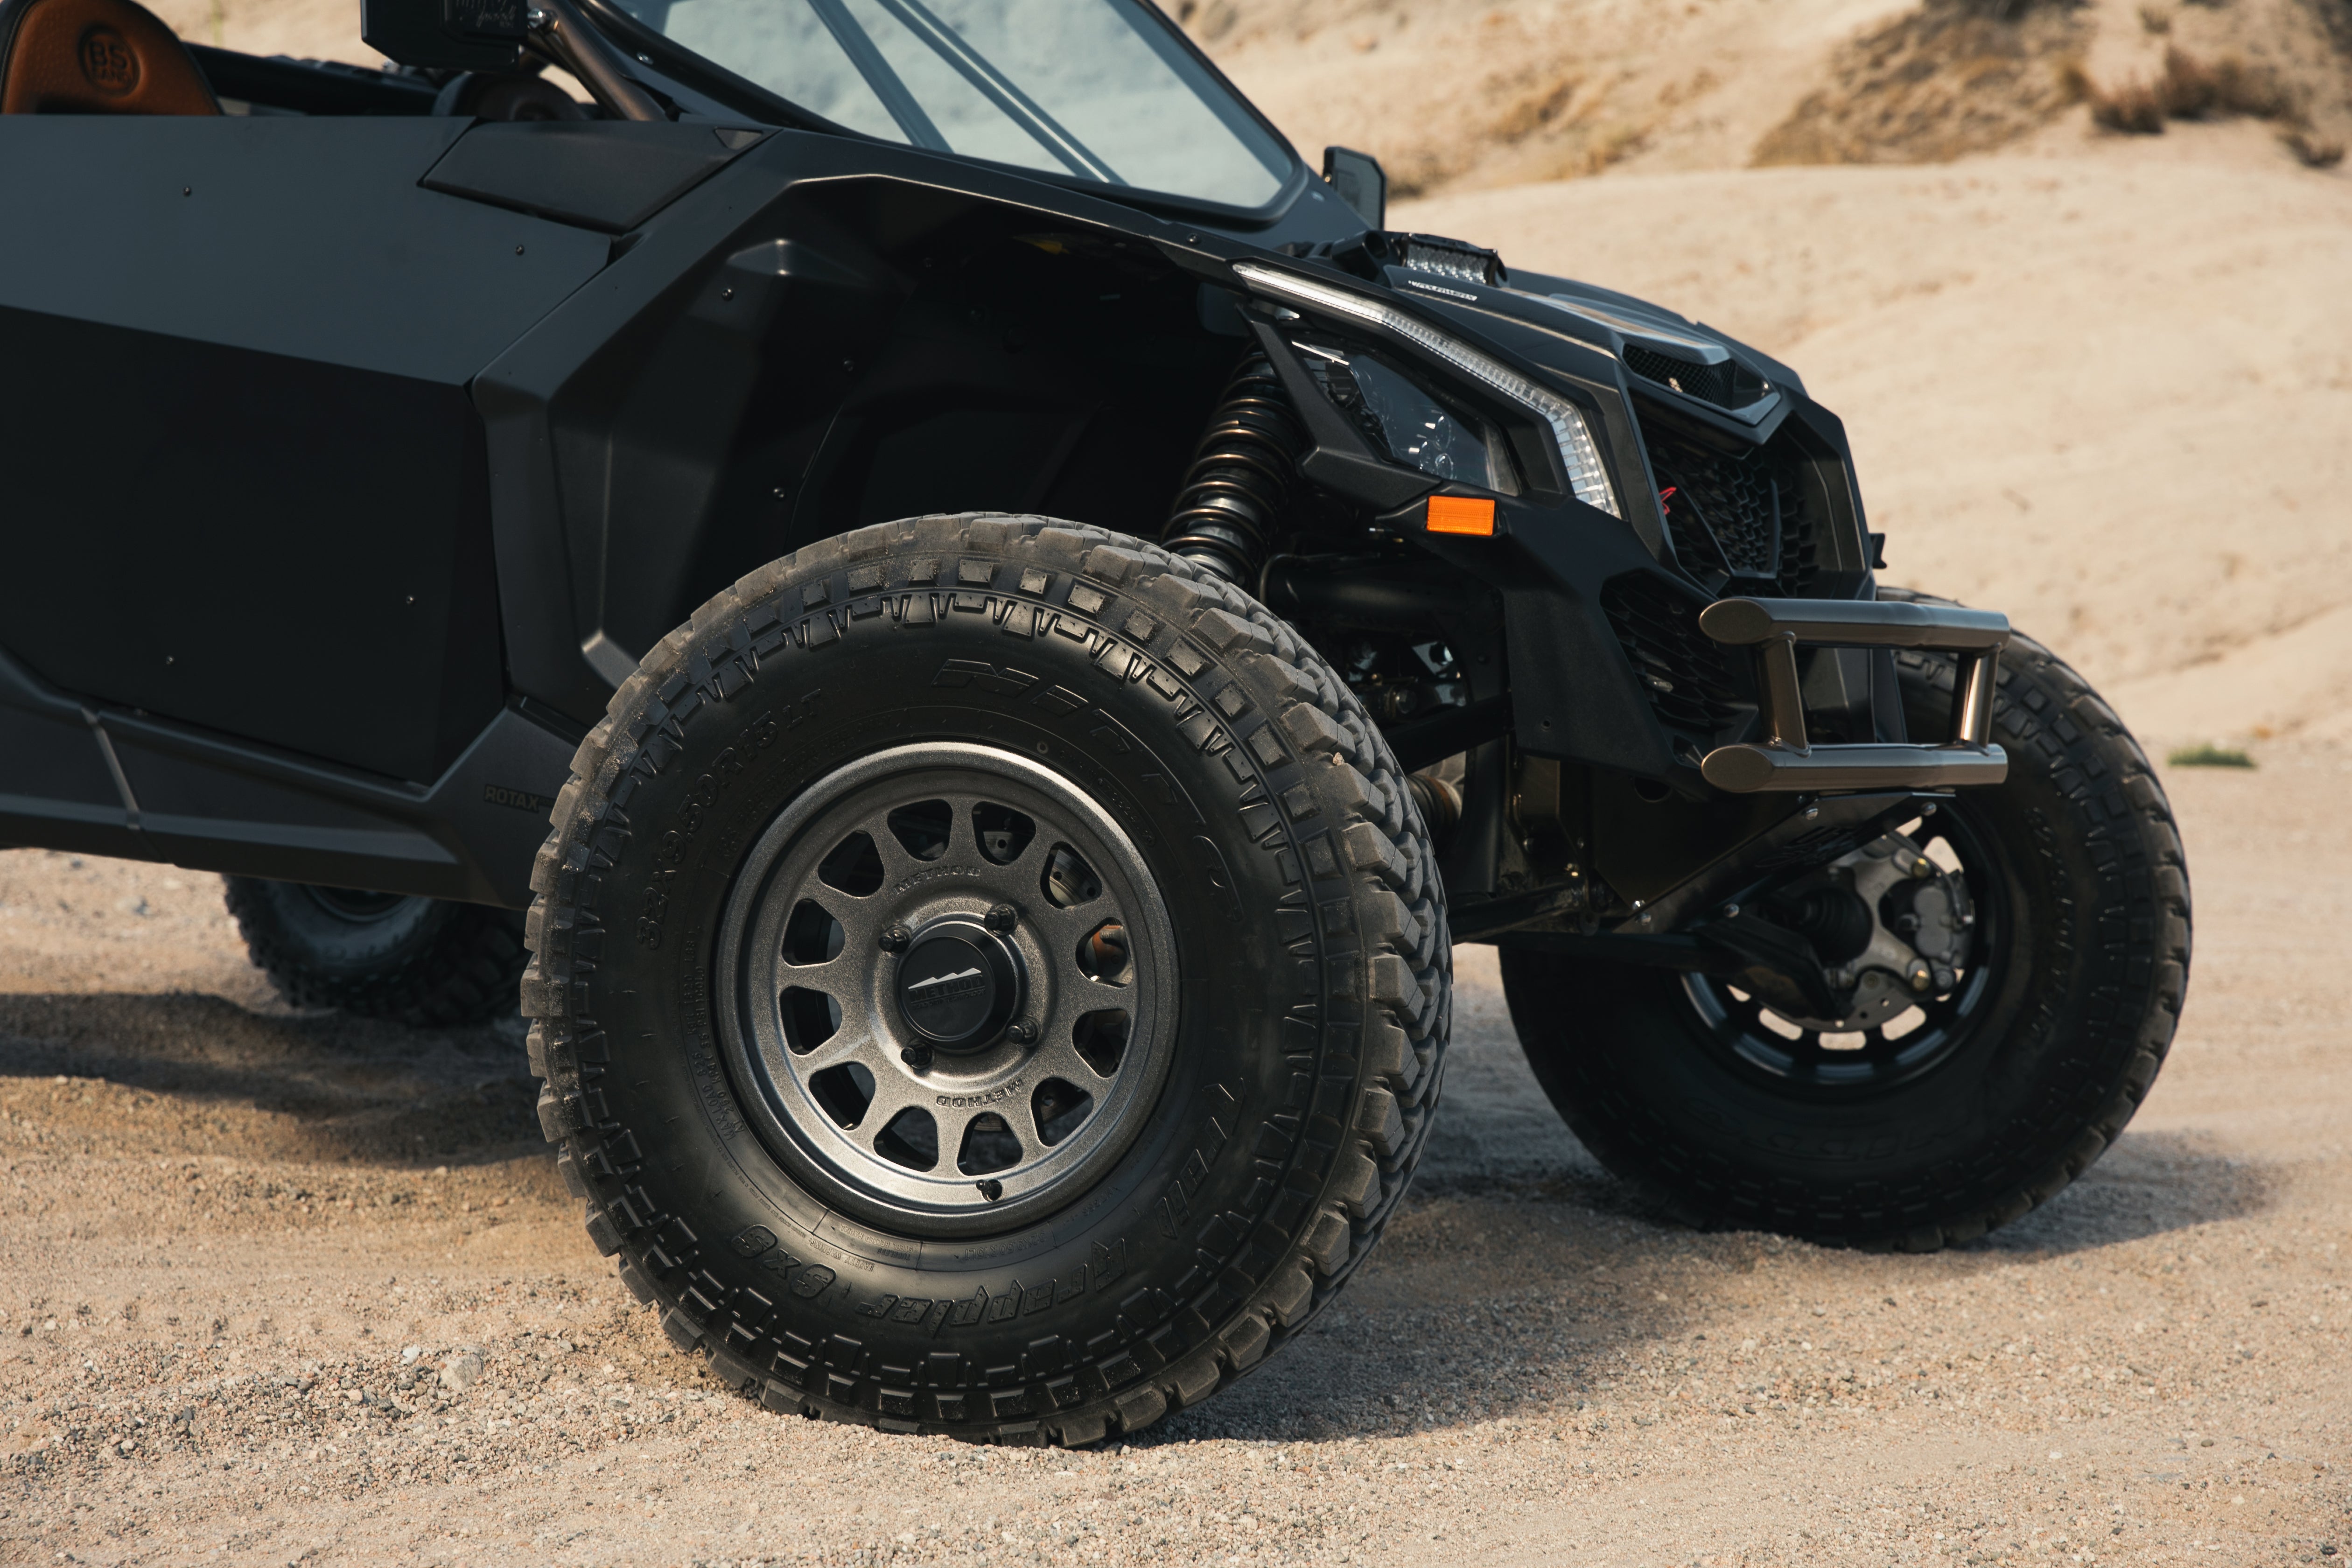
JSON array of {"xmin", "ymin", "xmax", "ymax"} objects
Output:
[{"xmin": 1696, "ymin": 597, "xmax": 2010, "ymax": 793}]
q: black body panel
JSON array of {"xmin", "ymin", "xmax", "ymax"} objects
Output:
[
  {"xmin": 423, "ymin": 121, "xmax": 769, "ymax": 234},
  {"xmin": 0, "ymin": 309, "xmax": 504, "ymax": 782},
  {"xmin": 0, "ymin": 118, "xmax": 606, "ymax": 380},
  {"xmin": 0, "ymin": 116, "xmax": 607, "ymax": 784},
  {"xmin": 473, "ymin": 133, "xmax": 1246, "ymax": 722},
  {"xmin": 0, "ymin": 32, "xmax": 1914, "ymax": 917},
  {"xmin": 0, "ymin": 645, "xmax": 575, "ymax": 907}
]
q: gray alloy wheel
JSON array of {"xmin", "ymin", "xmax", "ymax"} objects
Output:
[{"xmin": 715, "ymin": 742, "xmax": 1179, "ymax": 1237}]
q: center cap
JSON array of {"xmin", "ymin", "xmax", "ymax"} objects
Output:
[{"xmin": 895, "ymin": 921, "xmax": 1021, "ymax": 1050}]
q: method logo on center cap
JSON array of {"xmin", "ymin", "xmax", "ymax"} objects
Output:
[
  {"xmin": 895, "ymin": 929, "xmax": 1017, "ymax": 1047},
  {"xmin": 906, "ymin": 966, "xmax": 986, "ymax": 1004}
]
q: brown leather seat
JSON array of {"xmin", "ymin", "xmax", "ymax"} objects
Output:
[{"xmin": 0, "ymin": 0, "xmax": 219, "ymax": 114}]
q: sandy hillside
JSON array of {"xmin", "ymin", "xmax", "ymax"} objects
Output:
[
  {"xmin": 1395, "ymin": 121, "xmax": 2352, "ymax": 745},
  {"xmin": 1191, "ymin": 0, "xmax": 2352, "ymax": 192}
]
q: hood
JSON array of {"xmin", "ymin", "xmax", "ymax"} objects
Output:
[
  {"xmin": 1267, "ymin": 227, "xmax": 1808, "ymax": 429},
  {"xmin": 1449, "ymin": 263, "xmax": 1803, "ymax": 427}
]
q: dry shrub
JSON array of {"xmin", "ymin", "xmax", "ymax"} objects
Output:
[
  {"xmin": 2157, "ymin": 46, "xmax": 2293, "ymax": 118},
  {"xmin": 2087, "ymin": 74, "xmax": 2169, "ymax": 131},
  {"xmin": 1752, "ymin": 0, "xmax": 2091, "ymax": 166},
  {"xmin": 2083, "ymin": 45, "xmax": 2300, "ymax": 133},
  {"xmin": 2281, "ymin": 126, "xmax": 2347, "ymax": 167},
  {"xmin": 1489, "ymin": 76, "xmax": 1583, "ymax": 144}
]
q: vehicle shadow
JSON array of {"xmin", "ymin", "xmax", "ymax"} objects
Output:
[
  {"xmin": 2, "ymin": 984, "xmax": 2275, "ymax": 1448},
  {"xmin": 1134, "ymin": 999, "xmax": 2274, "ymax": 1448},
  {"xmin": 0, "ymin": 989, "xmax": 540, "ymax": 1167},
  {"xmin": 1976, "ymin": 1125, "xmax": 2275, "ymax": 1256}
]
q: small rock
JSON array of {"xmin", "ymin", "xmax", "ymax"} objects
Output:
[
  {"xmin": 400, "ymin": 1345, "xmax": 422, "ymax": 1366},
  {"xmin": 441, "ymin": 1351, "xmax": 484, "ymax": 1392}
]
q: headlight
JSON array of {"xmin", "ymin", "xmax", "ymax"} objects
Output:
[
  {"xmin": 1293, "ymin": 340, "xmax": 1519, "ymax": 494},
  {"xmin": 1232, "ymin": 261, "xmax": 1621, "ymax": 518}
]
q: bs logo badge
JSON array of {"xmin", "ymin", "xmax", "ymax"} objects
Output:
[{"xmin": 77, "ymin": 26, "xmax": 138, "ymax": 95}]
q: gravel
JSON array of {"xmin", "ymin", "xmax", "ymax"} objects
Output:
[{"xmin": 2, "ymin": 743, "xmax": 2348, "ymax": 1566}]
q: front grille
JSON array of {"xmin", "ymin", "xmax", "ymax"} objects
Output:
[
  {"xmin": 1638, "ymin": 410, "xmax": 1821, "ymax": 597},
  {"xmin": 1601, "ymin": 575, "xmax": 1742, "ymax": 738},
  {"xmin": 1623, "ymin": 343, "xmax": 1738, "ymax": 408}
]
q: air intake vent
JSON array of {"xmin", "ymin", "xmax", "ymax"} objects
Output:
[
  {"xmin": 1622, "ymin": 343, "xmax": 1740, "ymax": 408},
  {"xmin": 1601, "ymin": 575, "xmax": 1742, "ymax": 738},
  {"xmin": 1640, "ymin": 418, "xmax": 1820, "ymax": 595}
]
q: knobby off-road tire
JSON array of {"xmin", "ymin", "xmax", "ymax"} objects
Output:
[
  {"xmin": 1503, "ymin": 591, "xmax": 2191, "ymax": 1250},
  {"xmin": 222, "ymin": 877, "xmax": 527, "ymax": 1027},
  {"xmin": 523, "ymin": 514, "xmax": 1449, "ymax": 1444}
]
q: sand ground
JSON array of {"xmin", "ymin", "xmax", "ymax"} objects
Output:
[
  {"xmin": 3, "ymin": 743, "xmax": 2349, "ymax": 1567},
  {"xmin": 8, "ymin": 3, "xmax": 2350, "ymax": 1563}
]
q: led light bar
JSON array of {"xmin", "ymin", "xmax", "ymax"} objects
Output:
[{"xmin": 1232, "ymin": 261, "xmax": 1621, "ymax": 518}]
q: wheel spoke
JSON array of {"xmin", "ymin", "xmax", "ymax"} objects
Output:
[
  {"xmin": 1027, "ymin": 1033, "xmax": 1103, "ymax": 1087},
  {"xmin": 928, "ymin": 1101, "xmax": 983, "ymax": 1171},
  {"xmin": 857, "ymin": 811, "xmax": 930, "ymax": 885},
  {"xmin": 773, "ymin": 950, "xmax": 857, "ymax": 988},
  {"xmin": 822, "ymin": 893, "xmax": 891, "ymax": 953},
  {"xmin": 849, "ymin": 1060, "xmax": 953, "ymax": 1145},
  {"xmin": 1047, "ymin": 938, "xmax": 1103, "ymax": 1000},
  {"xmin": 791, "ymin": 1025, "xmax": 883, "ymax": 1077}
]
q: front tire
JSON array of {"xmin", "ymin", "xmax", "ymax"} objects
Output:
[
  {"xmin": 525, "ymin": 515, "xmax": 1449, "ymax": 1442},
  {"xmin": 1502, "ymin": 600, "xmax": 2191, "ymax": 1250}
]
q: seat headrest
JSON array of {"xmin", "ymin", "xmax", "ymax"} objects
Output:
[{"xmin": 0, "ymin": 0, "xmax": 220, "ymax": 115}]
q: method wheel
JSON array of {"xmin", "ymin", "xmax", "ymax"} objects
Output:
[
  {"xmin": 1501, "ymin": 594, "xmax": 2191, "ymax": 1250},
  {"xmin": 523, "ymin": 514, "xmax": 1449, "ymax": 1443},
  {"xmin": 221, "ymin": 878, "xmax": 527, "ymax": 1026}
]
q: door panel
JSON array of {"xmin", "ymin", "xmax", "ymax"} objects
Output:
[{"xmin": 0, "ymin": 117, "xmax": 608, "ymax": 782}]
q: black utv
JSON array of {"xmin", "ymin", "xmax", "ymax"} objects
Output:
[{"xmin": 0, "ymin": 0, "xmax": 2188, "ymax": 1444}]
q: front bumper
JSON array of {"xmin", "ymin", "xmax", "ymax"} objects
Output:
[{"xmin": 1695, "ymin": 597, "xmax": 2009, "ymax": 792}]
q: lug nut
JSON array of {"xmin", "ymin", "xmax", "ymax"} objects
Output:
[
  {"xmin": 1910, "ymin": 856, "xmax": 1935, "ymax": 880},
  {"xmin": 1907, "ymin": 963, "xmax": 1933, "ymax": 992},
  {"xmin": 879, "ymin": 924, "xmax": 913, "ymax": 953},
  {"xmin": 985, "ymin": 903, "xmax": 1018, "ymax": 932},
  {"xmin": 900, "ymin": 1045, "xmax": 933, "ymax": 1071},
  {"xmin": 1006, "ymin": 1019, "xmax": 1039, "ymax": 1046}
]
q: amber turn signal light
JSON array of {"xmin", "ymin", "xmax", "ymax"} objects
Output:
[{"xmin": 1425, "ymin": 495, "xmax": 1497, "ymax": 536}]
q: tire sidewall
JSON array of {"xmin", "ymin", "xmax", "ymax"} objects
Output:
[
  {"xmin": 557, "ymin": 521, "xmax": 1423, "ymax": 1431},
  {"xmin": 1506, "ymin": 642, "xmax": 2174, "ymax": 1231},
  {"xmin": 251, "ymin": 882, "xmax": 452, "ymax": 979}
]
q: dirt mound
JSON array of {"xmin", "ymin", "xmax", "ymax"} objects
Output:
[
  {"xmin": 1395, "ymin": 134, "xmax": 2352, "ymax": 740},
  {"xmin": 1751, "ymin": 0, "xmax": 2091, "ymax": 167},
  {"xmin": 1188, "ymin": 0, "xmax": 1917, "ymax": 196},
  {"xmin": 1190, "ymin": 0, "xmax": 2352, "ymax": 192}
]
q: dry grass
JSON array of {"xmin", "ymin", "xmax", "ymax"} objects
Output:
[
  {"xmin": 1751, "ymin": 0, "xmax": 2091, "ymax": 167},
  {"xmin": 1378, "ymin": 68, "xmax": 1653, "ymax": 197},
  {"xmin": 2080, "ymin": 45, "xmax": 2299, "ymax": 132},
  {"xmin": 2077, "ymin": 44, "xmax": 2345, "ymax": 166},
  {"xmin": 2280, "ymin": 125, "xmax": 2348, "ymax": 167}
]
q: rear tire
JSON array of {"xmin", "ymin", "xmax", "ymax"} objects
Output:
[
  {"xmin": 222, "ymin": 878, "xmax": 527, "ymax": 1026},
  {"xmin": 1501, "ymin": 596, "xmax": 2190, "ymax": 1250},
  {"xmin": 524, "ymin": 514, "xmax": 1449, "ymax": 1443}
]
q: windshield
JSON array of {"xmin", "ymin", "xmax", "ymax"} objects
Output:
[{"xmin": 608, "ymin": 0, "xmax": 1295, "ymax": 208}]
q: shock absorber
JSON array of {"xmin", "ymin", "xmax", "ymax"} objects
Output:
[{"xmin": 1162, "ymin": 352, "xmax": 1304, "ymax": 586}]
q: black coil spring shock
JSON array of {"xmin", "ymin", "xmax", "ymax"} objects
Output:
[{"xmin": 1161, "ymin": 352, "xmax": 1305, "ymax": 586}]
